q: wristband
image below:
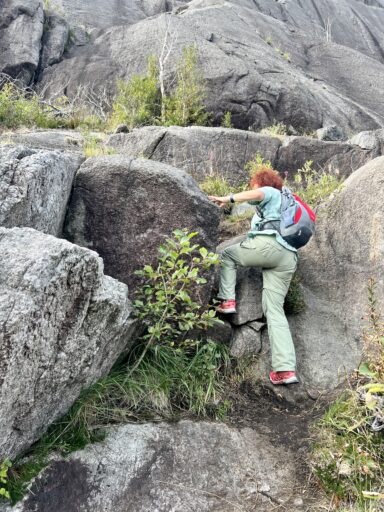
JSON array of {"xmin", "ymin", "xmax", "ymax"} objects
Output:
[{"xmin": 229, "ymin": 193, "xmax": 235, "ymax": 203}]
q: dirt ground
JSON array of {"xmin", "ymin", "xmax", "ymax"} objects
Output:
[{"xmin": 225, "ymin": 379, "xmax": 333, "ymax": 511}]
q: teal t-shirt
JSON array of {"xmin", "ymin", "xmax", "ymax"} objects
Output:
[{"xmin": 247, "ymin": 186, "xmax": 297, "ymax": 252}]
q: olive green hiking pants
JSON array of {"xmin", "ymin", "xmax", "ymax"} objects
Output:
[{"xmin": 219, "ymin": 236, "xmax": 298, "ymax": 371}]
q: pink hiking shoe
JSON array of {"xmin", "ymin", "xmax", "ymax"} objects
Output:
[
  {"xmin": 269, "ymin": 371, "xmax": 299, "ymax": 385},
  {"xmin": 216, "ymin": 300, "xmax": 237, "ymax": 314}
]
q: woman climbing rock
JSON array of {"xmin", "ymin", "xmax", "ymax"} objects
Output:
[{"xmin": 209, "ymin": 167, "xmax": 305, "ymax": 386}]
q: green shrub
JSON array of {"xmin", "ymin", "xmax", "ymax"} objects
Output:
[
  {"xmin": 260, "ymin": 122, "xmax": 288, "ymax": 137},
  {"xmin": 162, "ymin": 46, "xmax": 210, "ymax": 127},
  {"xmin": 109, "ymin": 56, "xmax": 161, "ymax": 129},
  {"xmin": 293, "ymin": 160, "xmax": 343, "ymax": 208},
  {"xmin": 0, "ymin": 81, "xmax": 94, "ymax": 130},
  {"xmin": 244, "ymin": 152, "xmax": 273, "ymax": 178},
  {"xmin": 221, "ymin": 111, "xmax": 233, "ymax": 128},
  {"xmin": 109, "ymin": 46, "xmax": 209, "ymax": 129},
  {"xmin": 284, "ymin": 272, "xmax": 306, "ymax": 314}
]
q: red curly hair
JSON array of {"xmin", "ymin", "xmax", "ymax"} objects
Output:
[{"xmin": 249, "ymin": 167, "xmax": 283, "ymax": 190}]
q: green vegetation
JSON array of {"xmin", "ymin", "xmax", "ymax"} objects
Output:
[
  {"xmin": 82, "ymin": 132, "xmax": 116, "ymax": 158},
  {"xmin": 260, "ymin": 122, "xmax": 289, "ymax": 137},
  {"xmin": 312, "ymin": 278, "xmax": 384, "ymax": 510},
  {"xmin": 0, "ymin": 45, "xmax": 208, "ymax": 133},
  {"xmin": 284, "ymin": 272, "xmax": 306, "ymax": 315},
  {"xmin": 0, "ymin": 81, "xmax": 102, "ymax": 131},
  {"xmin": 162, "ymin": 46, "xmax": 210, "ymax": 127},
  {"xmin": 199, "ymin": 173, "xmax": 247, "ymax": 197},
  {"xmin": 292, "ymin": 160, "xmax": 343, "ymax": 208},
  {"xmin": 110, "ymin": 46, "xmax": 209, "ymax": 129},
  {"xmin": 244, "ymin": 152, "xmax": 273, "ymax": 178},
  {"xmin": 109, "ymin": 56, "xmax": 160, "ymax": 129},
  {"xmin": 6, "ymin": 230, "xmax": 230, "ymax": 504},
  {"xmin": 0, "ymin": 82, "xmax": 66, "ymax": 129},
  {"xmin": 221, "ymin": 111, "xmax": 233, "ymax": 128},
  {"xmin": 0, "ymin": 460, "xmax": 11, "ymax": 501}
]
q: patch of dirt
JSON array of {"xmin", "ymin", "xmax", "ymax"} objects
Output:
[{"xmin": 225, "ymin": 379, "xmax": 331, "ymax": 511}]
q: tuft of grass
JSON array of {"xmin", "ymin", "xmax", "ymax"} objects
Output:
[
  {"xmin": 199, "ymin": 173, "xmax": 248, "ymax": 197},
  {"xmin": 7, "ymin": 341, "xmax": 230, "ymax": 504},
  {"xmin": 284, "ymin": 272, "xmax": 306, "ymax": 315},
  {"xmin": 82, "ymin": 133, "xmax": 116, "ymax": 158},
  {"xmin": 221, "ymin": 111, "xmax": 233, "ymax": 128}
]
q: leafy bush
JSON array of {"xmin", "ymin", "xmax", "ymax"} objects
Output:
[
  {"xmin": 109, "ymin": 56, "xmax": 160, "ymax": 129},
  {"xmin": 163, "ymin": 46, "xmax": 210, "ymax": 127},
  {"xmin": 132, "ymin": 229, "xmax": 221, "ymax": 366},
  {"xmin": 293, "ymin": 160, "xmax": 343, "ymax": 208},
  {"xmin": 109, "ymin": 46, "xmax": 209, "ymax": 129},
  {"xmin": 0, "ymin": 80, "xmax": 102, "ymax": 130},
  {"xmin": 260, "ymin": 123, "xmax": 289, "ymax": 137},
  {"xmin": 312, "ymin": 278, "xmax": 384, "ymax": 509},
  {"xmin": 244, "ymin": 152, "xmax": 273, "ymax": 178}
]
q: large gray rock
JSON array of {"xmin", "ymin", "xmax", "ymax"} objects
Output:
[
  {"xmin": 108, "ymin": 126, "xmax": 377, "ymax": 185},
  {"xmin": 10, "ymin": 420, "xmax": 313, "ymax": 512},
  {"xmin": 64, "ymin": 156, "xmax": 220, "ymax": 294},
  {"xmin": 0, "ymin": 130, "xmax": 84, "ymax": 153},
  {"xmin": 290, "ymin": 155, "xmax": 384, "ymax": 388},
  {"xmin": 276, "ymin": 136, "xmax": 374, "ymax": 178},
  {"xmin": 108, "ymin": 126, "xmax": 281, "ymax": 185},
  {"xmin": 0, "ymin": 0, "xmax": 44, "ymax": 84},
  {"xmin": 39, "ymin": 1, "xmax": 384, "ymax": 132},
  {"xmin": 0, "ymin": 227, "xmax": 137, "ymax": 459},
  {"xmin": 349, "ymin": 128, "xmax": 384, "ymax": 153},
  {"xmin": 0, "ymin": 145, "xmax": 83, "ymax": 236},
  {"xmin": 40, "ymin": 13, "xmax": 69, "ymax": 71}
]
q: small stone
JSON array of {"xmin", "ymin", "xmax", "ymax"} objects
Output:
[
  {"xmin": 293, "ymin": 497, "xmax": 304, "ymax": 507},
  {"xmin": 115, "ymin": 124, "xmax": 130, "ymax": 134},
  {"xmin": 316, "ymin": 125, "xmax": 345, "ymax": 141}
]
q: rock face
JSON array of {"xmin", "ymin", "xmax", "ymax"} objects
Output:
[
  {"xmin": 0, "ymin": 227, "xmax": 137, "ymax": 460},
  {"xmin": 49, "ymin": 0, "xmax": 172, "ymax": 30},
  {"xmin": 64, "ymin": 156, "xmax": 220, "ymax": 294},
  {"xmin": 40, "ymin": 14, "xmax": 70, "ymax": 72},
  {"xmin": 108, "ymin": 126, "xmax": 281, "ymax": 185},
  {"xmin": 39, "ymin": 0, "xmax": 384, "ymax": 132},
  {"xmin": 291, "ymin": 155, "xmax": 384, "ymax": 388},
  {"xmin": 0, "ymin": 145, "xmax": 82, "ymax": 236},
  {"xmin": 10, "ymin": 421, "xmax": 309, "ymax": 512},
  {"xmin": 0, "ymin": 0, "xmax": 44, "ymax": 84},
  {"xmin": 0, "ymin": 130, "xmax": 85, "ymax": 153},
  {"xmin": 219, "ymin": 157, "xmax": 384, "ymax": 391},
  {"xmin": 108, "ymin": 126, "xmax": 377, "ymax": 185}
]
